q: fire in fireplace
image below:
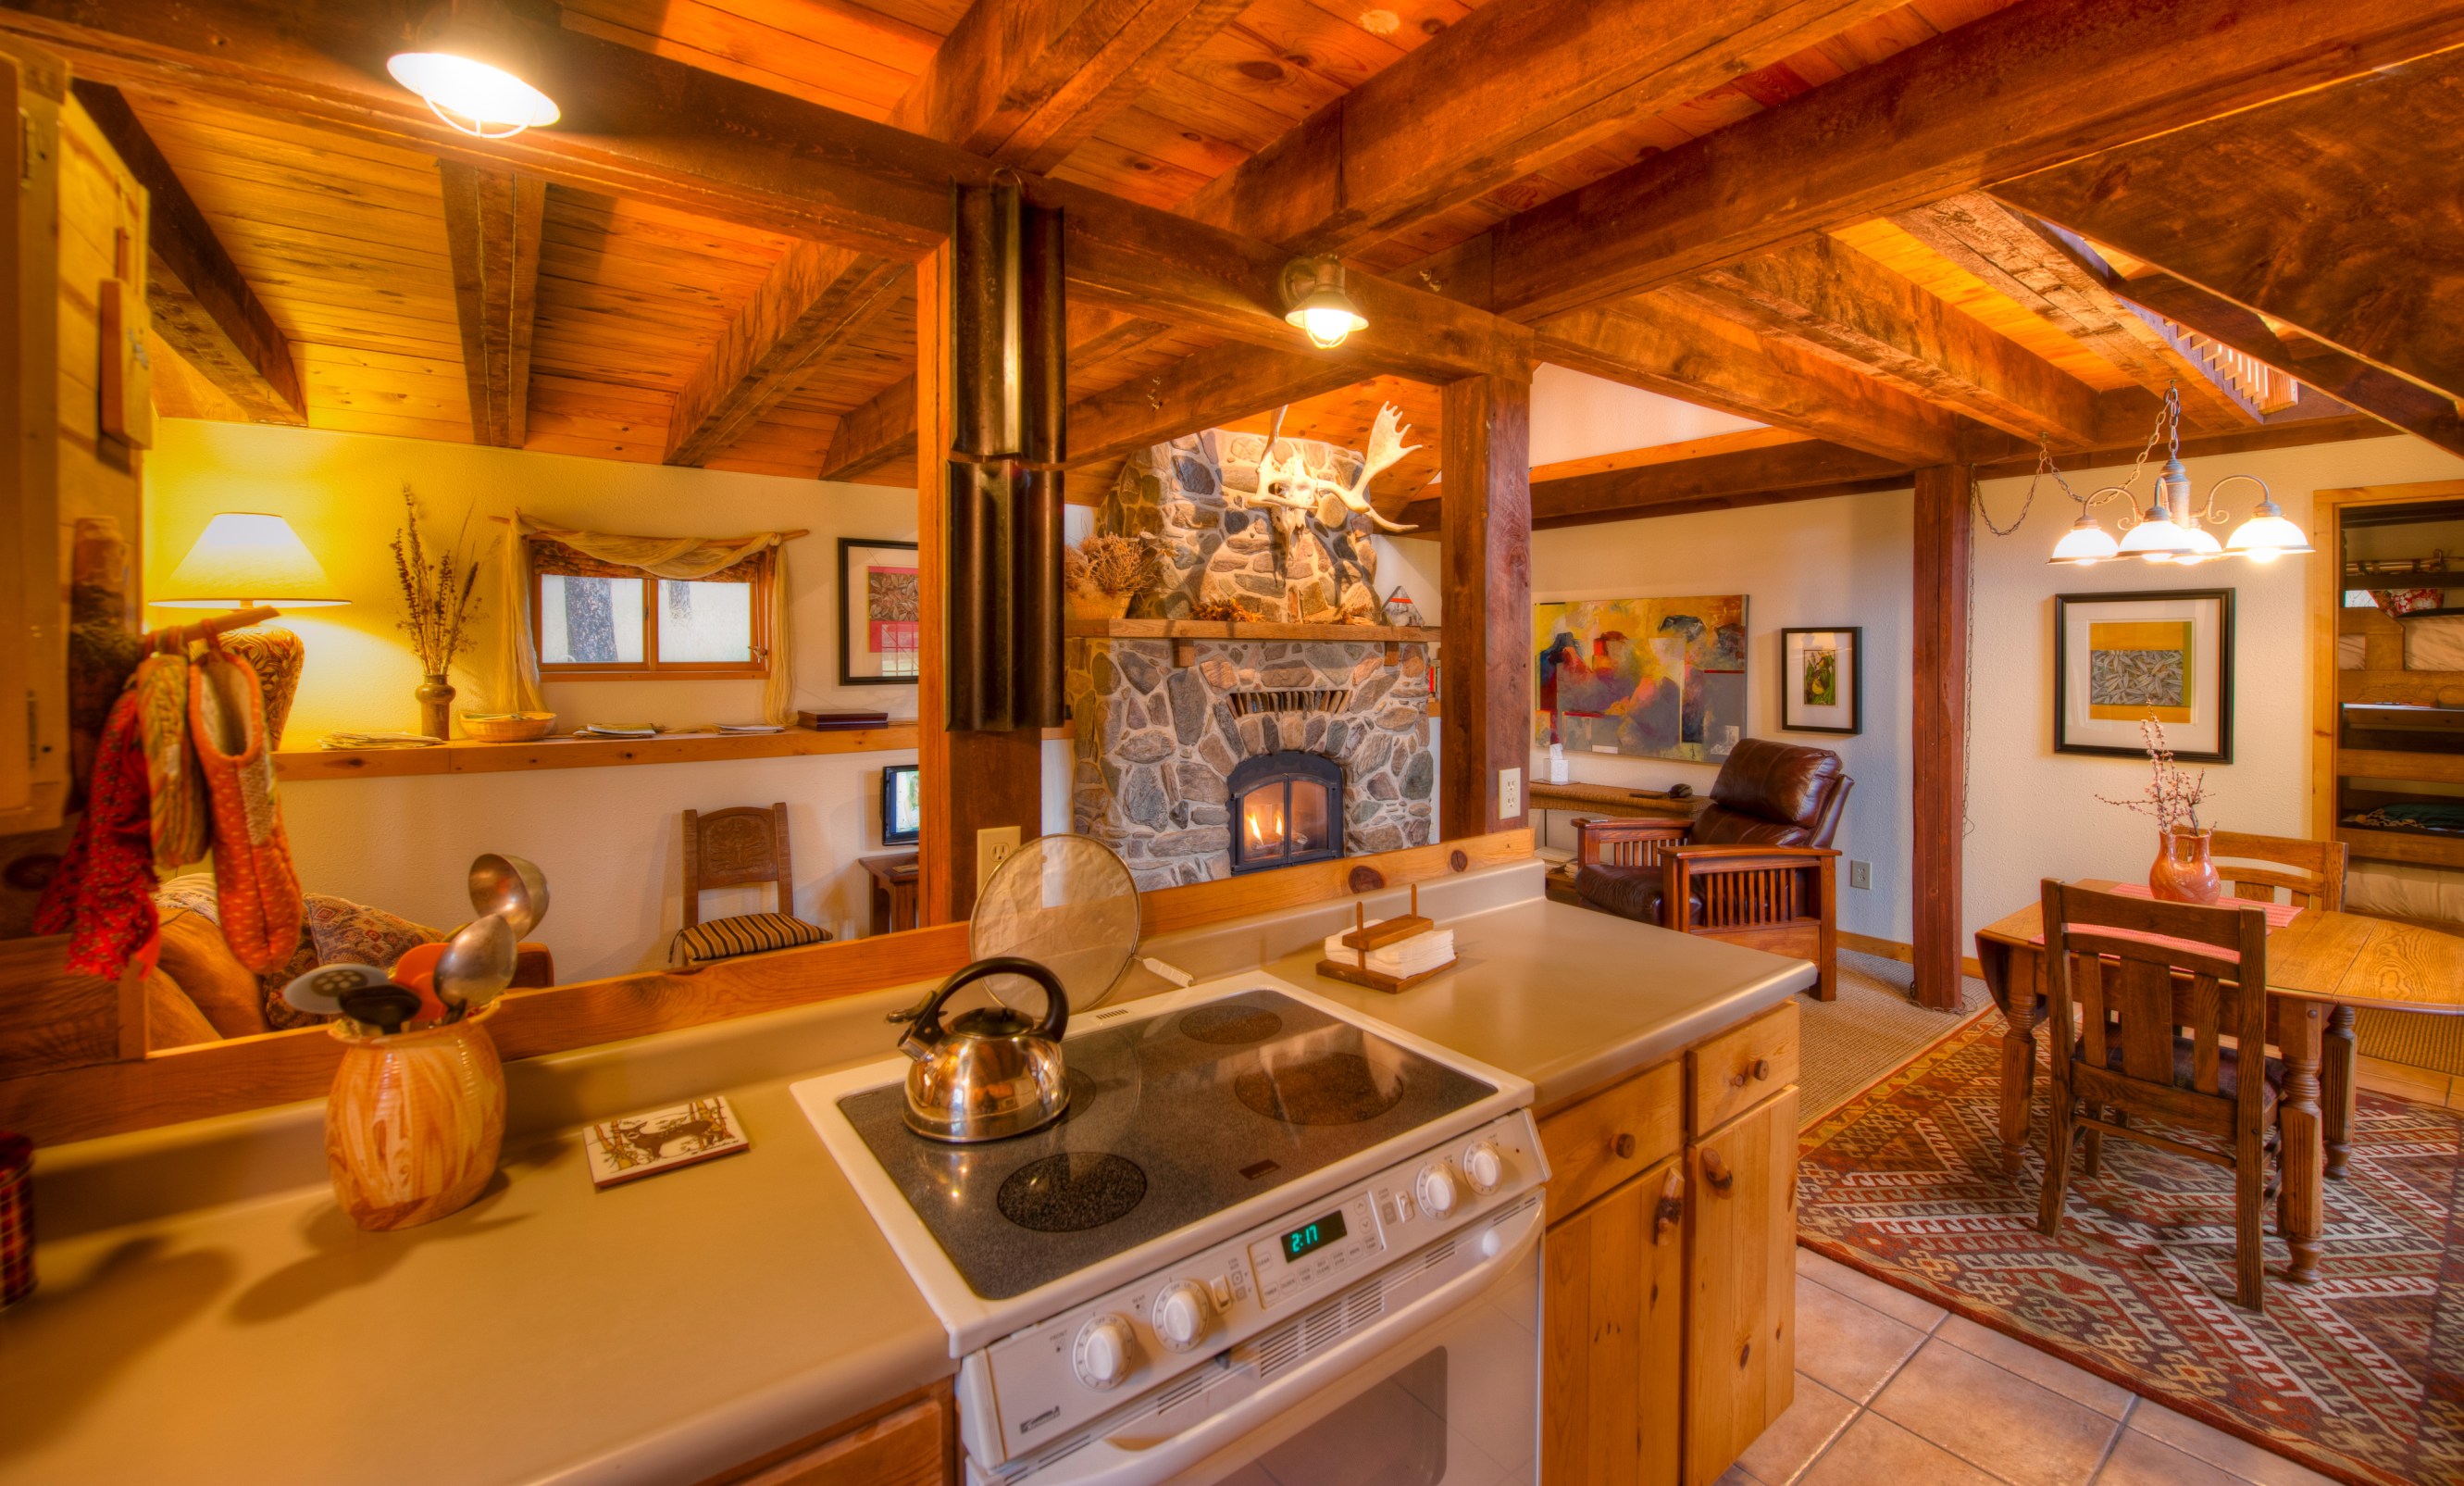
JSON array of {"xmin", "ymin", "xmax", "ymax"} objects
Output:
[{"xmin": 1226, "ymin": 752, "xmax": 1344, "ymax": 874}]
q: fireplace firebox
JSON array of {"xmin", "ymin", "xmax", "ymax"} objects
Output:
[{"xmin": 1226, "ymin": 752, "xmax": 1343, "ymax": 874}]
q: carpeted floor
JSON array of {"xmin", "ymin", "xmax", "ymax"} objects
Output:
[
  {"xmin": 1799, "ymin": 1018, "xmax": 2464, "ymax": 1486},
  {"xmin": 1796, "ymin": 948, "xmax": 1989, "ymax": 1125}
]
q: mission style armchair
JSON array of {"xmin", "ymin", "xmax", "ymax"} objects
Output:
[{"xmin": 1572, "ymin": 740, "xmax": 1852, "ymax": 1000}]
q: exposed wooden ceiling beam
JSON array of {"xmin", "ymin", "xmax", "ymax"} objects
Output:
[
  {"xmin": 3, "ymin": 0, "xmax": 1530, "ymax": 385},
  {"xmin": 437, "ymin": 161, "xmax": 544, "ymax": 449},
  {"xmin": 1994, "ymin": 215, "xmax": 2464, "ymax": 457},
  {"xmin": 1992, "ymin": 50, "xmax": 2464, "ymax": 406},
  {"xmin": 1067, "ymin": 343, "xmax": 1362, "ymax": 468},
  {"xmin": 1890, "ymin": 194, "xmax": 2257, "ymax": 431},
  {"xmin": 68, "ymin": 80, "xmax": 303, "ymax": 425},
  {"xmin": 893, "ymin": 0, "xmax": 1246, "ymax": 172},
  {"xmin": 1537, "ymin": 296, "xmax": 1965, "ymax": 466},
  {"xmin": 1686, "ymin": 234, "xmax": 2102, "ymax": 447},
  {"xmin": 817, "ymin": 373, "xmax": 917, "ymax": 483},
  {"xmin": 1179, "ymin": 0, "xmax": 1902, "ymax": 256},
  {"xmin": 666, "ymin": 249, "xmax": 907, "ymax": 466},
  {"xmin": 1444, "ymin": 0, "xmax": 2464, "ymax": 325},
  {"xmin": 1064, "ymin": 303, "xmax": 1174, "ymax": 381}
]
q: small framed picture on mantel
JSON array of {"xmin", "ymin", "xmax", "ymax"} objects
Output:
[
  {"xmin": 1780, "ymin": 628, "xmax": 1861, "ymax": 735},
  {"xmin": 2054, "ymin": 588, "xmax": 2234, "ymax": 762},
  {"xmin": 840, "ymin": 538, "xmax": 920, "ymax": 686}
]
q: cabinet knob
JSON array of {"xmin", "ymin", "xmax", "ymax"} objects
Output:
[
  {"xmin": 1752, "ymin": 1057, "xmax": 1772, "ymax": 1081},
  {"xmin": 1612, "ymin": 1132, "xmax": 1636, "ymax": 1160},
  {"xmin": 1702, "ymin": 1148, "xmax": 1734, "ymax": 1193},
  {"xmin": 1653, "ymin": 1168, "xmax": 1685, "ymax": 1244}
]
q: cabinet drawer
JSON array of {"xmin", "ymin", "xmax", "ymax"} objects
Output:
[
  {"xmin": 1539, "ymin": 1057, "xmax": 1682, "ymax": 1220},
  {"xmin": 1688, "ymin": 1001, "xmax": 1799, "ymax": 1135}
]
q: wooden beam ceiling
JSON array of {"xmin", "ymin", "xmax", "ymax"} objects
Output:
[
  {"xmin": 1438, "ymin": 0, "xmax": 2464, "ymax": 324},
  {"xmin": 1685, "ymin": 234, "xmax": 2101, "ymax": 447},
  {"xmin": 664, "ymin": 247, "xmax": 907, "ymax": 465},
  {"xmin": 1176, "ymin": 0, "xmax": 1907, "ymax": 256},
  {"xmin": 69, "ymin": 80, "xmax": 304, "ymax": 425},
  {"xmin": 437, "ymin": 162, "xmax": 544, "ymax": 449},
  {"xmin": 1991, "ymin": 49, "xmax": 2464, "ymax": 406},
  {"xmin": 1066, "ymin": 342, "xmax": 1361, "ymax": 467},
  {"xmin": 1889, "ymin": 194, "xmax": 2258, "ymax": 430},
  {"xmin": 816, "ymin": 372, "xmax": 917, "ymax": 482},
  {"xmin": 1402, "ymin": 438, "xmax": 1911, "ymax": 531}
]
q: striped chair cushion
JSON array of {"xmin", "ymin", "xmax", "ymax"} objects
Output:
[{"xmin": 673, "ymin": 912, "xmax": 830, "ymax": 967}]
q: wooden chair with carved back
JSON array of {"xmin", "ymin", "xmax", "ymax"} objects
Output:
[
  {"xmin": 674, "ymin": 803, "xmax": 831, "ymax": 968},
  {"xmin": 2036, "ymin": 880, "xmax": 2281, "ymax": 1308},
  {"xmin": 2210, "ymin": 830, "xmax": 2347, "ymax": 912}
]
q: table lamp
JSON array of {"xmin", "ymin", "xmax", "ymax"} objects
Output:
[{"xmin": 154, "ymin": 512, "xmax": 345, "ymax": 749}]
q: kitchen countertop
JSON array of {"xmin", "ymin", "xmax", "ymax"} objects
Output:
[{"xmin": 0, "ymin": 859, "xmax": 1811, "ymax": 1484}]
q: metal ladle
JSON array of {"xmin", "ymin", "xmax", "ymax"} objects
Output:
[
  {"xmin": 467, "ymin": 854, "xmax": 550, "ymax": 939},
  {"xmin": 436, "ymin": 913, "xmax": 518, "ymax": 1017}
]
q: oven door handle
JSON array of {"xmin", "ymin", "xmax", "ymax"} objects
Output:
[{"xmin": 1011, "ymin": 1201, "xmax": 1542, "ymax": 1486}]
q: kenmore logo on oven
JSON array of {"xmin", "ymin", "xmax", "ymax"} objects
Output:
[{"xmin": 1020, "ymin": 1406, "xmax": 1063, "ymax": 1435}]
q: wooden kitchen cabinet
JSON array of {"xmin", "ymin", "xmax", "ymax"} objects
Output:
[
  {"xmin": 1539, "ymin": 1000, "xmax": 1800, "ymax": 1486},
  {"xmin": 703, "ymin": 1380, "xmax": 955, "ymax": 1486}
]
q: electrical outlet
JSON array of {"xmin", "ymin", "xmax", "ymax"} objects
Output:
[
  {"xmin": 1848, "ymin": 858, "xmax": 1873, "ymax": 891},
  {"xmin": 1500, "ymin": 767, "xmax": 1523, "ymax": 820},
  {"xmin": 977, "ymin": 825, "xmax": 1023, "ymax": 895}
]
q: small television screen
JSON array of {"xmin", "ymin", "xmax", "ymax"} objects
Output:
[{"xmin": 881, "ymin": 764, "xmax": 922, "ymax": 846}]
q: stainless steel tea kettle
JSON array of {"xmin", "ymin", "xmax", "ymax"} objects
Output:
[{"xmin": 889, "ymin": 956, "xmax": 1070, "ymax": 1143}]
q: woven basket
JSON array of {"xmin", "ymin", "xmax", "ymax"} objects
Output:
[{"xmin": 459, "ymin": 712, "xmax": 556, "ymax": 743}]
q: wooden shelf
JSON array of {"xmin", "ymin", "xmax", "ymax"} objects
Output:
[
  {"xmin": 1064, "ymin": 618, "xmax": 1440, "ymax": 643},
  {"xmin": 2339, "ymin": 824, "xmax": 2464, "ymax": 869},
  {"xmin": 275, "ymin": 726, "xmax": 919, "ymax": 782}
]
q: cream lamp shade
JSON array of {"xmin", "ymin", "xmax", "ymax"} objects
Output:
[{"xmin": 155, "ymin": 512, "xmax": 348, "ymax": 608}]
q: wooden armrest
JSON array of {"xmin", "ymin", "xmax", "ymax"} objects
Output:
[
  {"xmin": 1664, "ymin": 843, "xmax": 1838, "ymax": 864},
  {"xmin": 1574, "ymin": 815, "xmax": 1693, "ymax": 868}
]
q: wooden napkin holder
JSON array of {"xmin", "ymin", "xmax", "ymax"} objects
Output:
[{"xmin": 1315, "ymin": 884, "xmax": 1457, "ymax": 993}]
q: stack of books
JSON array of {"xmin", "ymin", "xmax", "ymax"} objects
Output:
[{"xmin": 798, "ymin": 710, "xmax": 891, "ymax": 731}]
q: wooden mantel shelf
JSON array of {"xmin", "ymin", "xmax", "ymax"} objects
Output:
[
  {"xmin": 275, "ymin": 725, "xmax": 920, "ymax": 782},
  {"xmin": 1066, "ymin": 618, "xmax": 1440, "ymax": 668}
]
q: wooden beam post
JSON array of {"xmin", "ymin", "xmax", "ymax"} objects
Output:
[
  {"xmin": 437, "ymin": 161, "xmax": 544, "ymax": 449},
  {"xmin": 1912, "ymin": 465, "xmax": 1970, "ymax": 1011},
  {"xmin": 1439, "ymin": 370, "xmax": 1532, "ymax": 841},
  {"xmin": 666, "ymin": 248, "xmax": 908, "ymax": 467}
]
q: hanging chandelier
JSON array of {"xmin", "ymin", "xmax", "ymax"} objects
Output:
[{"xmin": 2042, "ymin": 383, "xmax": 2314, "ymax": 566}]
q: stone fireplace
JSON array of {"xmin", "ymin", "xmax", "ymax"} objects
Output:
[{"xmin": 1066, "ymin": 428, "xmax": 1436, "ymax": 890}]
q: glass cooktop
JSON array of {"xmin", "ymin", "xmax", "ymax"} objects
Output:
[{"xmin": 836, "ymin": 989, "xmax": 1493, "ymax": 1300}]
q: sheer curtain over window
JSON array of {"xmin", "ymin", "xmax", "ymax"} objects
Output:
[{"xmin": 489, "ymin": 513, "xmax": 796, "ymax": 724}]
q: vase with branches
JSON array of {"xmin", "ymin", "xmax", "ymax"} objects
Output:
[
  {"xmin": 391, "ymin": 483, "xmax": 485, "ymax": 740},
  {"xmin": 2097, "ymin": 716, "xmax": 2221, "ymax": 903}
]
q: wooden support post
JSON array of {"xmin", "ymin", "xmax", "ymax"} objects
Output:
[
  {"xmin": 1439, "ymin": 371, "xmax": 1532, "ymax": 840},
  {"xmin": 1912, "ymin": 465, "xmax": 1971, "ymax": 1010}
]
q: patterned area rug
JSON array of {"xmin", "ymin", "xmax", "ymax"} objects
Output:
[{"xmin": 1799, "ymin": 1018, "xmax": 2464, "ymax": 1486}]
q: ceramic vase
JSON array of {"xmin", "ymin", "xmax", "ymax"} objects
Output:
[
  {"xmin": 414, "ymin": 671, "xmax": 455, "ymax": 741},
  {"xmin": 1065, "ymin": 589, "xmax": 1134, "ymax": 621},
  {"xmin": 325, "ymin": 1005, "xmax": 505, "ymax": 1231},
  {"xmin": 2149, "ymin": 827, "xmax": 2224, "ymax": 905}
]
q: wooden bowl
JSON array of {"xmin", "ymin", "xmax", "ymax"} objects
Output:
[{"xmin": 460, "ymin": 712, "xmax": 556, "ymax": 743}]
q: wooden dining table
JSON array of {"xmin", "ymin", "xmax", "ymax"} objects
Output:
[{"xmin": 1975, "ymin": 880, "xmax": 2464, "ymax": 1284}]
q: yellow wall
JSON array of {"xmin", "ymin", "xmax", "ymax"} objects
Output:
[{"xmin": 143, "ymin": 418, "xmax": 920, "ymax": 742}]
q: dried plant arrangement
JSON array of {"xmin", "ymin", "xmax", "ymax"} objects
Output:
[
  {"xmin": 1188, "ymin": 597, "xmax": 1264, "ymax": 623},
  {"xmin": 391, "ymin": 483, "xmax": 486, "ymax": 676},
  {"xmin": 2097, "ymin": 716, "xmax": 2209, "ymax": 833},
  {"xmin": 1064, "ymin": 532, "xmax": 1169, "ymax": 618}
]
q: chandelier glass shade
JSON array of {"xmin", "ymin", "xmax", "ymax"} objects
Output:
[{"xmin": 2039, "ymin": 386, "xmax": 2313, "ymax": 566}]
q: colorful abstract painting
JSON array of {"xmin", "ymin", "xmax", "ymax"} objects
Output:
[{"xmin": 1534, "ymin": 595, "xmax": 1748, "ymax": 763}]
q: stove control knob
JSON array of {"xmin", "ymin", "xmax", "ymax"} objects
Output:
[
  {"xmin": 1416, "ymin": 1161, "xmax": 1463, "ymax": 1218},
  {"xmin": 1074, "ymin": 1314, "xmax": 1137, "ymax": 1391},
  {"xmin": 1153, "ymin": 1281, "xmax": 1214, "ymax": 1352},
  {"xmin": 1462, "ymin": 1141, "xmax": 1506, "ymax": 1194}
]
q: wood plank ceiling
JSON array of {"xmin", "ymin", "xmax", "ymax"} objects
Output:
[{"xmin": 109, "ymin": 0, "xmax": 2452, "ymax": 515}]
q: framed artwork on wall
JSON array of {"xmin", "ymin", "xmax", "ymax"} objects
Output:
[
  {"xmin": 2054, "ymin": 588, "xmax": 2234, "ymax": 762},
  {"xmin": 839, "ymin": 538, "xmax": 920, "ymax": 686},
  {"xmin": 1534, "ymin": 595, "xmax": 1748, "ymax": 764},
  {"xmin": 1780, "ymin": 628, "xmax": 1861, "ymax": 734}
]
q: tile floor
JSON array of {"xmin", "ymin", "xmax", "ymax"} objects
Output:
[{"xmin": 1719, "ymin": 1249, "xmax": 2342, "ymax": 1486}]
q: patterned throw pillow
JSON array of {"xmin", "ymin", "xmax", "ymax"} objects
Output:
[{"xmin": 672, "ymin": 912, "xmax": 829, "ymax": 968}]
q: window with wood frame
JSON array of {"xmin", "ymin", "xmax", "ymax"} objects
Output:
[{"xmin": 530, "ymin": 538, "xmax": 773, "ymax": 679}]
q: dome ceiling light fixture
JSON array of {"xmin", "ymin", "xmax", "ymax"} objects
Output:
[
  {"xmin": 2029, "ymin": 383, "xmax": 2314, "ymax": 566},
  {"xmin": 389, "ymin": 0, "xmax": 562, "ymax": 140},
  {"xmin": 1281, "ymin": 255, "xmax": 1368, "ymax": 350}
]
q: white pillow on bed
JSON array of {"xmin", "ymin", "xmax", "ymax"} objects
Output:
[{"xmin": 2346, "ymin": 859, "xmax": 2464, "ymax": 927}]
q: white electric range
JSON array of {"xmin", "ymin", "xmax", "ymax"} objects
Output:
[{"xmin": 794, "ymin": 972, "xmax": 1548, "ymax": 1485}]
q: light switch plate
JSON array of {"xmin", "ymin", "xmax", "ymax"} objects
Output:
[
  {"xmin": 1848, "ymin": 859, "xmax": 1873, "ymax": 891},
  {"xmin": 1499, "ymin": 768, "xmax": 1523, "ymax": 820},
  {"xmin": 977, "ymin": 825, "xmax": 1022, "ymax": 895}
]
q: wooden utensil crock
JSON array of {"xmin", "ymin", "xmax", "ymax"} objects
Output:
[{"xmin": 325, "ymin": 1003, "xmax": 505, "ymax": 1230}]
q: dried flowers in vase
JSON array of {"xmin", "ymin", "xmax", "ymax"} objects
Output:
[
  {"xmin": 391, "ymin": 483, "xmax": 485, "ymax": 739},
  {"xmin": 2096, "ymin": 716, "xmax": 2222, "ymax": 904},
  {"xmin": 1064, "ymin": 533, "xmax": 1167, "ymax": 620}
]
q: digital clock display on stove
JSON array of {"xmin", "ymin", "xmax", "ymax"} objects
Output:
[{"xmin": 1281, "ymin": 1209, "xmax": 1348, "ymax": 1262}]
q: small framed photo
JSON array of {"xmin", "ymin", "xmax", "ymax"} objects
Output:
[
  {"xmin": 2055, "ymin": 588, "xmax": 2235, "ymax": 762},
  {"xmin": 1780, "ymin": 628, "xmax": 1861, "ymax": 735},
  {"xmin": 840, "ymin": 538, "xmax": 920, "ymax": 686}
]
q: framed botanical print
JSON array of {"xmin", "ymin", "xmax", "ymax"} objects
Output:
[
  {"xmin": 1780, "ymin": 628, "xmax": 1861, "ymax": 734},
  {"xmin": 2054, "ymin": 588, "xmax": 2234, "ymax": 761},
  {"xmin": 839, "ymin": 538, "xmax": 921, "ymax": 685}
]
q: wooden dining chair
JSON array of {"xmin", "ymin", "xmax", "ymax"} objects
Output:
[
  {"xmin": 673, "ymin": 803, "xmax": 831, "ymax": 968},
  {"xmin": 2209, "ymin": 830, "xmax": 2348, "ymax": 912},
  {"xmin": 2036, "ymin": 880, "xmax": 2282, "ymax": 1309}
]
